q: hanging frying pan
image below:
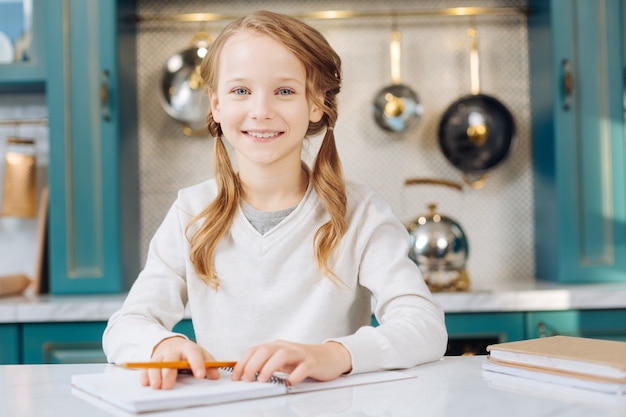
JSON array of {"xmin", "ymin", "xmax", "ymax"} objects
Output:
[
  {"xmin": 437, "ymin": 28, "xmax": 516, "ymax": 188},
  {"xmin": 372, "ymin": 23, "xmax": 423, "ymax": 133},
  {"xmin": 160, "ymin": 32, "xmax": 213, "ymax": 137}
]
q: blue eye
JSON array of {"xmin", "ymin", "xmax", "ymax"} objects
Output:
[
  {"xmin": 233, "ymin": 88, "xmax": 248, "ymax": 95},
  {"xmin": 277, "ymin": 88, "xmax": 294, "ymax": 96}
]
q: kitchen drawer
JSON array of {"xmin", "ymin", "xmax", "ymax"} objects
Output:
[
  {"xmin": 0, "ymin": 324, "xmax": 20, "ymax": 364},
  {"xmin": 445, "ymin": 312, "xmax": 525, "ymax": 355},
  {"xmin": 21, "ymin": 322, "xmax": 108, "ymax": 364},
  {"xmin": 21, "ymin": 320, "xmax": 195, "ymax": 364},
  {"xmin": 526, "ymin": 309, "xmax": 626, "ymax": 341}
]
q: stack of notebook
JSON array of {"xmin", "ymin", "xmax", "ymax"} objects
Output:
[{"xmin": 482, "ymin": 335, "xmax": 626, "ymax": 395}]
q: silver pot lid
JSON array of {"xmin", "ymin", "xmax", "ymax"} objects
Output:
[{"xmin": 407, "ymin": 203, "xmax": 468, "ymax": 271}]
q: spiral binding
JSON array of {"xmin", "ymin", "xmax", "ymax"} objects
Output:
[{"xmin": 220, "ymin": 367, "xmax": 290, "ymax": 386}]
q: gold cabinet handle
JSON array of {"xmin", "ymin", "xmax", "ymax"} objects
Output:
[
  {"xmin": 100, "ymin": 70, "xmax": 111, "ymax": 122},
  {"xmin": 561, "ymin": 59, "xmax": 573, "ymax": 111}
]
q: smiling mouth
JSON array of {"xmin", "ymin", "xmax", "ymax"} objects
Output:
[{"xmin": 246, "ymin": 131, "xmax": 282, "ymax": 139}]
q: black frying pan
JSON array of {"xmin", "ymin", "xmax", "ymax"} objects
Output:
[{"xmin": 438, "ymin": 28, "xmax": 515, "ymax": 188}]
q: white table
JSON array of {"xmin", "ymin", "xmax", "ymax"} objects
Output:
[{"xmin": 2, "ymin": 356, "xmax": 626, "ymax": 417}]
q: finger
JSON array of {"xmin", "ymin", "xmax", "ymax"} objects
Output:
[
  {"xmin": 231, "ymin": 348, "xmax": 255, "ymax": 381},
  {"xmin": 285, "ymin": 362, "xmax": 311, "ymax": 386},
  {"xmin": 240, "ymin": 346, "xmax": 278, "ymax": 382},
  {"xmin": 185, "ymin": 350, "xmax": 210, "ymax": 379},
  {"xmin": 206, "ymin": 367, "xmax": 221, "ymax": 380},
  {"xmin": 200, "ymin": 351, "xmax": 220, "ymax": 380},
  {"xmin": 147, "ymin": 366, "xmax": 163, "ymax": 389},
  {"xmin": 139, "ymin": 369, "xmax": 149, "ymax": 386},
  {"xmin": 256, "ymin": 349, "xmax": 292, "ymax": 383},
  {"xmin": 160, "ymin": 368, "xmax": 179, "ymax": 390}
]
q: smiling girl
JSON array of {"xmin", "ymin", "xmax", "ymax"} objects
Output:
[{"xmin": 103, "ymin": 10, "xmax": 447, "ymax": 389}]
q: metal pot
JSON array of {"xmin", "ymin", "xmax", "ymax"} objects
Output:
[
  {"xmin": 404, "ymin": 178, "xmax": 470, "ymax": 291},
  {"xmin": 438, "ymin": 28, "xmax": 515, "ymax": 188},
  {"xmin": 159, "ymin": 32, "xmax": 213, "ymax": 137},
  {"xmin": 372, "ymin": 25, "xmax": 423, "ymax": 133}
]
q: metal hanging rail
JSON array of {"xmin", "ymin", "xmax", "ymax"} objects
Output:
[
  {"xmin": 0, "ymin": 118, "xmax": 48, "ymax": 127},
  {"xmin": 134, "ymin": 7, "xmax": 528, "ymax": 24}
]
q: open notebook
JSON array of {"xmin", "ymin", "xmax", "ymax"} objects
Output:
[{"xmin": 71, "ymin": 368, "xmax": 414, "ymax": 413}]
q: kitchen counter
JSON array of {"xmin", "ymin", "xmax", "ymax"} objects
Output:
[
  {"xmin": 435, "ymin": 281, "xmax": 626, "ymax": 313},
  {"xmin": 2, "ymin": 356, "xmax": 625, "ymax": 417},
  {"xmin": 2, "ymin": 282, "xmax": 626, "ymax": 323}
]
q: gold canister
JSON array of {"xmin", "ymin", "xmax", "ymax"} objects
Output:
[{"xmin": 2, "ymin": 137, "xmax": 37, "ymax": 217}]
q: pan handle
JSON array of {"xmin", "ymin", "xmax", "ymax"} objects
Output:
[
  {"xmin": 390, "ymin": 25, "xmax": 402, "ymax": 85},
  {"xmin": 404, "ymin": 178, "xmax": 463, "ymax": 192},
  {"xmin": 561, "ymin": 59, "xmax": 573, "ymax": 111},
  {"xmin": 468, "ymin": 28, "xmax": 480, "ymax": 95}
]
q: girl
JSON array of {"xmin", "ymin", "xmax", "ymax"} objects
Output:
[{"xmin": 103, "ymin": 10, "xmax": 447, "ymax": 390}]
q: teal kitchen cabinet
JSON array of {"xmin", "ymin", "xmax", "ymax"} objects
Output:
[
  {"xmin": 444, "ymin": 313, "xmax": 525, "ymax": 355},
  {"xmin": 0, "ymin": 0, "xmax": 46, "ymax": 88},
  {"xmin": 21, "ymin": 320, "xmax": 195, "ymax": 364},
  {"xmin": 529, "ymin": 0, "xmax": 626, "ymax": 284},
  {"xmin": 526, "ymin": 309, "xmax": 626, "ymax": 342},
  {"xmin": 375, "ymin": 312, "xmax": 525, "ymax": 355},
  {"xmin": 45, "ymin": 0, "xmax": 140, "ymax": 294},
  {"xmin": 22, "ymin": 322, "xmax": 108, "ymax": 364},
  {"xmin": 0, "ymin": 324, "xmax": 20, "ymax": 364}
]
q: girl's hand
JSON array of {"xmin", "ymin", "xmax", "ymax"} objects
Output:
[
  {"xmin": 231, "ymin": 340, "xmax": 352, "ymax": 386},
  {"xmin": 140, "ymin": 336, "xmax": 220, "ymax": 390}
]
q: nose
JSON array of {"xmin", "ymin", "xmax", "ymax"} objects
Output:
[{"xmin": 248, "ymin": 93, "xmax": 274, "ymax": 119}]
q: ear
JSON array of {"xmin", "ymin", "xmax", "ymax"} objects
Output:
[
  {"xmin": 209, "ymin": 88, "xmax": 221, "ymax": 122},
  {"xmin": 309, "ymin": 92, "xmax": 325, "ymax": 123}
]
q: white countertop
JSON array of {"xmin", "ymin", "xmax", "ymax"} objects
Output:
[
  {"xmin": 436, "ymin": 281, "xmax": 626, "ymax": 313},
  {"xmin": 2, "ymin": 281, "xmax": 626, "ymax": 323},
  {"xmin": 2, "ymin": 356, "xmax": 625, "ymax": 417}
]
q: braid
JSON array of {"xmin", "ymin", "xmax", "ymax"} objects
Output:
[
  {"xmin": 187, "ymin": 136, "xmax": 241, "ymax": 289},
  {"xmin": 312, "ymin": 127, "xmax": 347, "ymax": 285}
]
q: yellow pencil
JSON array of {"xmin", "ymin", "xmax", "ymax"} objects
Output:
[{"xmin": 119, "ymin": 361, "xmax": 237, "ymax": 370}]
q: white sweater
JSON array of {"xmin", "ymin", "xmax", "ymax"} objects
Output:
[{"xmin": 103, "ymin": 179, "xmax": 448, "ymax": 374}]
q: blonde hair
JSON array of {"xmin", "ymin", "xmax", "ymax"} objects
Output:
[{"xmin": 188, "ymin": 10, "xmax": 346, "ymax": 289}]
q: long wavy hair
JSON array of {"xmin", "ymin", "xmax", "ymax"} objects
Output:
[{"xmin": 188, "ymin": 10, "xmax": 346, "ymax": 289}]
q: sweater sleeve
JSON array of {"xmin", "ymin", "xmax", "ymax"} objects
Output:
[
  {"xmin": 328, "ymin": 188, "xmax": 448, "ymax": 374},
  {"xmin": 102, "ymin": 200, "xmax": 190, "ymax": 363}
]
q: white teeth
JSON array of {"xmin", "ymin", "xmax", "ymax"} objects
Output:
[{"xmin": 248, "ymin": 131, "xmax": 279, "ymax": 139}]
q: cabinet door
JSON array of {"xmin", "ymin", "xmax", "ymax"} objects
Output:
[
  {"xmin": 0, "ymin": 0, "xmax": 46, "ymax": 88},
  {"xmin": 21, "ymin": 320, "xmax": 195, "ymax": 364},
  {"xmin": 22, "ymin": 322, "xmax": 107, "ymax": 364},
  {"xmin": 530, "ymin": 0, "xmax": 626, "ymax": 283},
  {"xmin": 0, "ymin": 324, "xmax": 20, "ymax": 364},
  {"xmin": 445, "ymin": 313, "xmax": 525, "ymax": 355},
  {"xmin": 45, "ymin": 0, "xmax": 138, "ymax": 294},
  {"xmin": 526, "ymin": 310, "xmax": 626, "ymax": 342}
]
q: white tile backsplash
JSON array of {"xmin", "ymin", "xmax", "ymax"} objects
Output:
[{"xmin": 137, "ymin": 0, "xmax": 534, "ymax": 290}]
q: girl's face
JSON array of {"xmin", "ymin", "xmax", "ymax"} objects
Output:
[{"xmin": 209, "ymin": 31, "xmax": 323, "ymax": 170}]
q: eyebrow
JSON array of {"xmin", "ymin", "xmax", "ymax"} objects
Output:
[{"xmin": 222, "ymin": 76, "xmax": 305, "ymax": 87}]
